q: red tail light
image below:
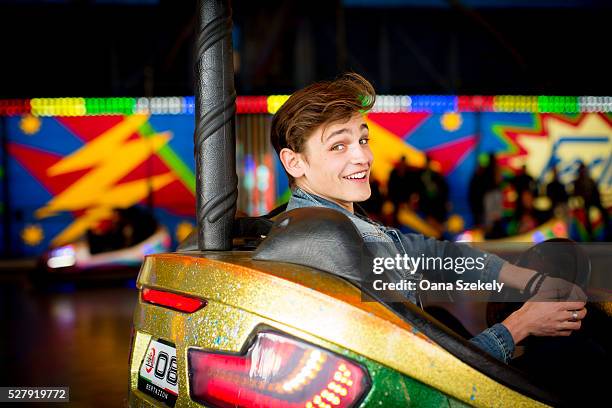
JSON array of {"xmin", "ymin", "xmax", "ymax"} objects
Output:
[
  {"xmin": 141, "ymin": 288, "xmax": 206, "ymax": 313},
  {"xmin": 188, "ymin": 331, "xmax": 370, "ymax": 408}
]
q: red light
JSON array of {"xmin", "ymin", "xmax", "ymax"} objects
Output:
[
  {"xmin": 141, "ymin": 288, "xmax": 206, "ymax": 313},
  {"xmin": 481, "ymin": 96, "xmax": 495, "ymax": 111},
  {"xmin": 189, "ymin": 331, "xmax": 370, "ymax": 408},
  {"xmin": 236, "ymin": 96, "xmax": 269, "ymax": 114}
]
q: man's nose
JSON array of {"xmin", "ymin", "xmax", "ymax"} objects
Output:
[{"xmin": 350, "ymin": 145, "xmax": 371, "ymax": 164}]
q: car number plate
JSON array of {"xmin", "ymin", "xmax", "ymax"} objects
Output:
[{"xmin": 138, "ymin": 339, "xmax": 178, "ymax": 407}]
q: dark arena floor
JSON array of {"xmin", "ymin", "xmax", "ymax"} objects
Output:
[{"xmin": 1, "ymin": 267, "xmax": 137, "ymax": 407}]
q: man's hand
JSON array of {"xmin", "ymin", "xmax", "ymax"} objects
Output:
[
  {"xmin": 498, "ymin": 264, "xmax": 588, "ymax": 302},
  {"xmin": 502, "ymin": 301, "xmax": 587, "ymax": 345}
]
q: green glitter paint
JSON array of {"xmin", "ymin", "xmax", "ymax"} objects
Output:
[{"xmin": 328, "ymin": 345, "xmax": 469, "ymax": 407}]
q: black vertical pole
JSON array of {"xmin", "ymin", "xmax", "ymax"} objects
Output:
[{"xmin": 194, "ymin": 0, "xmax": 237, "ymax": 250}]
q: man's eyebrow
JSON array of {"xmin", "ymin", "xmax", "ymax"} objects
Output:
[
  {"xmin": 322, "ymin": 123, "xmax": 369, "ymax": 142},
  {"xmin": 322, "ymin": 127, "xmax": 350, "ymax": 143}
]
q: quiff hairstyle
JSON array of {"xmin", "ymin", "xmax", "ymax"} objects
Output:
[{"xmin": 270, "ymin": 72, "xmax": 376, "ymax": 185}]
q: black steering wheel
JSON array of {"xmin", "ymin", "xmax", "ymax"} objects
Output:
[
  {"xmin": 486, "ymin": 238, "xmax": 591, "ymax": 326},
  {"xmin": 486, "ymin": 238, "xmax": 612, "ymax": 406}
]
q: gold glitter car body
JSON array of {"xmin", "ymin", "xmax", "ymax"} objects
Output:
[{"xmin": 128, "ymin": 251, "xmax": 550, "ymax": 407}]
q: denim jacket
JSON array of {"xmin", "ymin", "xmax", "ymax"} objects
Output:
[{"xmin": 286, "ymin": 187, "xmax": 515, "ymax": 363}]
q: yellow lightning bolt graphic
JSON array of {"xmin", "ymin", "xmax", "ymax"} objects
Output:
[{"xmin": 37, "ymin": 114, "xmax": 176, "ymax": 246}]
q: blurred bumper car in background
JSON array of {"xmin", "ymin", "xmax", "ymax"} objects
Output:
[{"xmin": 33, "ymin": 206, "xmax": 172, "ymax": 287}]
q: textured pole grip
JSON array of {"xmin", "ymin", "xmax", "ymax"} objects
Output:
[{"xmin": 194, "ymin": 0, "xmax": 237, "ymax": 250}]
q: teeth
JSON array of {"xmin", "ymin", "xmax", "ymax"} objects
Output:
[{"xmin": 346, "ymin": 171, "xmax": 366, "ymax": 180}]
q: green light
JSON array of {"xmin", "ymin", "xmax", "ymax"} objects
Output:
[
  {"xmin": 537, "ymin": 96, "xmax": 549, "ymax": 112},
  {"xmin": 478, "ymin": 152, "xmax": 490, "ymax": 167},
  {"xmin": 126, "ymin": 98, "xmax": 136, "ymax": 114},
  {"xmin": 566, "ymin": 96, "xmax": 579, "ymax": 112},
  {"xmin": 536, "ymin": 95, "xmax": 579, "ymax": 113},
  {"xmin": 85, "ymin": 98, "xmax": 94, "ymax": 114}
]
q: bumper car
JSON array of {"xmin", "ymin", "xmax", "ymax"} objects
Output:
[
  {"xmin": 34, "ymin": 222, "xmax": 171, "ymax": 286},
  {"xmin": 129, "ymin": 209, "xmax": 612, "ymax": 408}
]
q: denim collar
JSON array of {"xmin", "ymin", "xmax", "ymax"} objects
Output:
[{"xmin": 287, "ymin": 187, "xmax": 355, "ymax": 217}]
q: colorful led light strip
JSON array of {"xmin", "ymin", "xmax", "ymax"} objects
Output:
[{"xmin": 1, "ymin": 95, "xmax": 612, "ymax": 116}]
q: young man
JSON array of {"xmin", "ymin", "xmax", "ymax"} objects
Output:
[{"xmin": 270, "ymin": 73, "xmax": 586, "ymax": 363}]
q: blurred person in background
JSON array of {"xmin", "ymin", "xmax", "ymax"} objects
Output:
[
  {"xmin": 468, "ymin": 158, "xmax": 487, "ymax": 228},
  {"xmin": 546, "ymin": 165, "xmax": 569, "ymax": 210},
  {"xmin": 387, "ymin": 156, "xmax": 412, "ymax": 226},
  {"xmin": 419, "ymin": 154, "xmax": 450, "ymax": 232},
  {"xmin": 572, "ymin": 162, "xmax": 609, "ymax": 240},
  {"xmin": 507, "ymin": 189, "xmax": 542, "ymax": 235},
  {"xmin": 573, "ymin": 162, "xmax": 602, "ymax": 210},
  {"xmin": 482, "ymin": 154, "xmax": 506, "ymax": 238},
  {"xmin": 513, "ymin": 164, "xmax": 536, "ymax": 196}
]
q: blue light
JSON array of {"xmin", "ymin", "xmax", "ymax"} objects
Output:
[
  {"xmin": 184, "ymin": 96, "xmax": 196, "ymax": 114},
  {"xmin": 533, "ymin": 231, "xmax": 546, "ymax": 243},
  {"xmin": 50, "ymin": 245, "xmax": 75, "ymax": 258},
  {"xmin": 244, "ymin": 155, "xmax": 255, "ymax": 173}
]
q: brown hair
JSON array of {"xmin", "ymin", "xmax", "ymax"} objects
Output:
[{"xmin": 270, "ymin": 72, "xmax": 376, "ymax": 185}]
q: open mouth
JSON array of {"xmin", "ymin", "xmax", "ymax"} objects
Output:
[{"xmin": 343, "ymin": 170, "xmax": 368, "ymax": 180}]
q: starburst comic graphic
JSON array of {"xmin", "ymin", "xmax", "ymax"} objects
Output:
[{"xmin": 489, "ymin": 113, "xmax": 612, "ymax": 205}]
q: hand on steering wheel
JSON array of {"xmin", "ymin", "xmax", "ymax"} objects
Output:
[{"xmin": 503, "ymin": 301, "xmax": 587, "ymax": 344}]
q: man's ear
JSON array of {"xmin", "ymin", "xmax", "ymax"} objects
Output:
[{"xmin": 279, "ymin": 148, "xmax": 306, "ymax": 179}]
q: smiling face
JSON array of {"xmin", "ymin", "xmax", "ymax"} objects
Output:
[{"xmin": 286, "ymin": 114, "xmax": 373, "ymax": 212}]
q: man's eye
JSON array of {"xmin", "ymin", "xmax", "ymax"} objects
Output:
[
  {"xmin": 331, "ymin": 144, "xmax": 345, "ymax": 151},
  {"xmin": 359, "ymin": 137, "xmax": 370, "ymax": 145}
]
